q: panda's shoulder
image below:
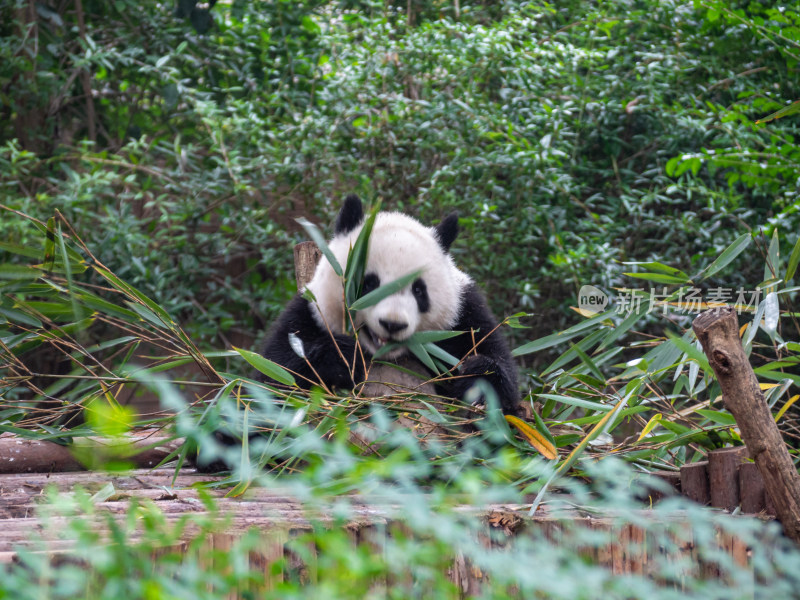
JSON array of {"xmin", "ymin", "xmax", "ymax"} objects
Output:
[
  {"xmin": 454, "ymin": 281, "xmax": 495, "ymax": 327},
  {"xmin": 264, "ymin": 294, "xmax": 320, "ymax": 340}
]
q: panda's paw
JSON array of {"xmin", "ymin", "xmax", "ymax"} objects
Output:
[
  {"xmin": 334, "ymin": 333, "xmax": 368, "ymax": 380},
  {"xmin": 307, "ymin": 333, "xmax": 367, "ymax": 389},
  {"xmin": 465, "ymin": 382, "xmax": 486, "ymax": 412},
  {"xmin": 460, "ymin": 355, "xmax": 497, "ymax": 380},
  {"xmin": 449, "ymin": 355, "xmax": 495, "ymax": 403}
]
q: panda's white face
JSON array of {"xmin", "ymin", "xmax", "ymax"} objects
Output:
[{"xmin": 305, "ymin": 210, "xmax": 471, "ymax": 359}]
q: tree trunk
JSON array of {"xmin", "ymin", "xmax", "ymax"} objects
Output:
[{"xmin": 692, "ymin": 307, "xmax": 800, "ymax": 543}]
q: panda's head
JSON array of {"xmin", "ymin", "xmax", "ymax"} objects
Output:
[{"xmin": 305, "ymin": 195, "xmax": 471, "ymax": 358}]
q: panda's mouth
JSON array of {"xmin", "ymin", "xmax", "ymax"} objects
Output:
[{"xmin": 361, "ymin": 326, "xmax": 390, "ymax": 350}]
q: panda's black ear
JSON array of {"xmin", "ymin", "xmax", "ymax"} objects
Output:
[
  {"xmin": 335, "ymin": 194, "xmax": 364, "ymax": 235},
  {"xmin": 435, "ymin": 211, "xmax": 459, "ymax": 251}
]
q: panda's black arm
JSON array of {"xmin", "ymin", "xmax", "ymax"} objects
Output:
[
  {"xmin": 435, "ymin": 283, "xmax": 520, "ymax": 415},
  {"xmin": 260, "ymin": 295, "xmax": 365, "ymax": 391}
]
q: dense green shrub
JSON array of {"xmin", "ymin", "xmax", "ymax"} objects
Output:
[
  {"xmin": 1, "ymin": 0, "xmax": 798, "ymax": 358},
  {"xmin": 2, "ymin": 5, "xmax": 800, "ymax": 595}
]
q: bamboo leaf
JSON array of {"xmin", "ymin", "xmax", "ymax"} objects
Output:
[
  {"xmin": 424, "ymin": 341, "xmax": 459, "ymax": 367},
  {"xmin": 694, "ymin": 233, "xmax": 751, "ymax": 281},
  {"xmin": 0, "ymin": 241, "xmax": 41, "ymax": 258},
  {"xmin": 349, "ymin": 270, "xmax": 421, "ymax": 311},
  {"xmin": 288, "ymin": 332, "xmax": 306, "ymax": 358},
  {"xmin": 624, "ymin": 272, "xmax": 690, "ymax": 285},
  {"xmin": 756, "ymin": 99, "xmax": 800, "ymax": 124},
  {"xmin": 637, "ymin": 413, "xmax": 662, "ymax": 441},
  {"xmin": 666, "ymin": 330, "xmax": 711, "ymax": 373},
  {"xmin": 764, "ymin": 228, "xmax": 781, "ymax": 284},
  {"xmin": 785, "ymin": 235, "xmax": 800, "ymax": 282},
  {"xmin": 43, "ymin": 217, "xmax": 56, "ymax": 273},
  {"xmin": 513, "ymin": 309, "xmax": 614, "ymax": 357},
  {"xmin": 621, "ymin": 261, "xmax": 690, "ymax": 279},
  {"xmin": 344, "ymin": 201, "xmax": 379, "ymax": 306},
  {"xmin": 687, "ymin": 349, "xmax": 700, "ymax": 394},
  {"xmin": 775, "ymin": 395, "xmax": 799, "ymax": 423},
  {"xmin": 556, "ymin": 397, "xmax": 628, "ymax": 477},
  {"xmin": 416, "ymin": 401, "xmax": 449, "ymax": 423},
  {"xmin": 125, "ymin": 301, "xmax": 167, "ymax": 329},
  {"xmin": 75, "ymin": 291, "xmax": 139, "ymax": 320},
  {"xmin": 25, "ymin": 300, "xmax": 75, "ymax": 319},
  {"xmin": 743, "ymin": 295, "xmax": 768, "ymax": 349},
  {"xmin": 536, "ymin": 393, "xmax": 614, "ymax": 412},
  {"xmin": 695, "ymin": 409, "xmax": 737, "ymax": 425},
  {"xmin": 543, "ymin": 329, "xmax": 605, "ymax": 375},
  {"xmin": 0, "ymin": 264, "xmax": 40, "ymax": 280},
  {"xmin": 597, "ymin": 301, "xmax": 649, "ymax": 351},
  {"xmin": 0, "ymin": 304, "xmax": 42, "ymax": 327},
  {"xmin": 95, "ymin": 267, "xmax": 175, "ymax": 327},
  {"xmin": 233, "ymin": 347, "xmax": 296, "ymax": 386},
  {"xmin": 56, "ymin": 222, "xmax": 84, "ymax": 324},
  {"xmin": 406, "ymin": 340, "xmax": 437, "ymax": 372},
  {"xmin": 763, "ymin": 291, "xmax": 779, "ymax": 337},
  {"xmin": 571, "ymin": 342, "xmax": 604, "ymax": 381},
  {"xmin": 505, "ymin": 415, "xmax": 557, "ymax": 459},
  {"xmin": 408, "ymin": 330, "xmax": 463, "ymax": 344}
]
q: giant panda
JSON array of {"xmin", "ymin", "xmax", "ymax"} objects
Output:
[{"xmin": 260, "ymin": 195, "xmax": 520, "ymax": 415}]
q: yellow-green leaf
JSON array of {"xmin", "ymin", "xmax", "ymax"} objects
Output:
[
  {"xmin": 637, "ymin": 413, "xmax": 663, "ymax": 441},
  {"xmin": 775, "ymin": 395, "xmax": 799, "ymax": 423},
  {"xmin": 505, "ymin": 415, "xmax": 557, "ymax": 459}
]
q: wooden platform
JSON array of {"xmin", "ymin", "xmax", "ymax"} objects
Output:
[{"xmin": 0, "ymin": 467, "xmax": 755, "ymax": 591}]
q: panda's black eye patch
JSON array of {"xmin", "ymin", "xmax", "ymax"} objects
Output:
[
  {"xmin": 411, "ymin": 278, "xmax": 430, "ymax": 313},
  {"xmin": 362, "ymin": 273, "xmax": 380, "ymax": 296}
]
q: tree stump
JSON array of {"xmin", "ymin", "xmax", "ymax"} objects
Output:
[
  {"xmin": 739, "ymin": 461, "xmax": 773, "ymax": 515},
  {"xmin": 680, "ymin": 461, "xmax": 710, "ymax": 506},
  {"xmin": 293, "ymin": 241, "xmax": 322, "ymax": 292},
  {"xmin": 708, "ymin": 446, "xmax": 747, "ymax": 511},
  {"xmin": 692, "ymin": 307, "xmax": 800, "ymax": 543}
]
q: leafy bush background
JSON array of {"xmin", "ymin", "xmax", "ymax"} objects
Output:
[
  {"xmin": 2, "ymin": 2, "xmax": 800, "ymax": 596},
  {"xmin": 3, "ymin": 0, "xmax": 798, "ymax": 363}
]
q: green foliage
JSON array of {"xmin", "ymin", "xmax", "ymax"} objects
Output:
[
  {"xmin": 520, "ymin": 224, "xmax": 800, "ymax": 469},
  {"xmin": 3, "ymin": 3, "xmax": 800, "ymax": 594},
  {"xmin": 4, "ymin": 430, "xmax": 800, "ymax": 598},
  {"xmin": 2, "ymin": 489, "xmax": 261, "ymax": 599},
  {"xmin": 1, "ymin": 0, "xmax": 798, "ymax": 361}
]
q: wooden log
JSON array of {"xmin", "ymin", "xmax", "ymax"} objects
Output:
[
  {"xmin": 0, "ymin": 437, "xmax": 84, "ymax": 473},
  {"xmin": 611, "ymin": 523, "xmax": 647, "ymax": 575},
  {"xmin": 0, "ymin": 434, "xmax": 182, "ymax": 474},
  {"xmin": 739, "ymin": 461, "xmax": 769, "ymax": 514},
  {"xmin": 693, "ymin": 307, "xmax": 800, "ymax": 543},
  {"xmin": 643, "ymin": 471, "xmax": 681, "ymax": 504},
  {"xmin": 293, "ymin": 240, "xmax": 321, "ymax": 291},
  {"xmin": 708, "ymin": 446, "xmax": 747, "ymax": 511},
  {"xmin": 680, "ymin": 461, "xmax": 710, "ymax": 506}
]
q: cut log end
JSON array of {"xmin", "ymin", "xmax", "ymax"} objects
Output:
[{"xmin": 691, "ymin": 306, "xmax": 738, "ymax": 337}]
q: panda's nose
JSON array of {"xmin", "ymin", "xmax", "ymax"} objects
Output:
[{"xmin": 379, "ymin": 319, "xmax": 408, "ymax": 335}]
